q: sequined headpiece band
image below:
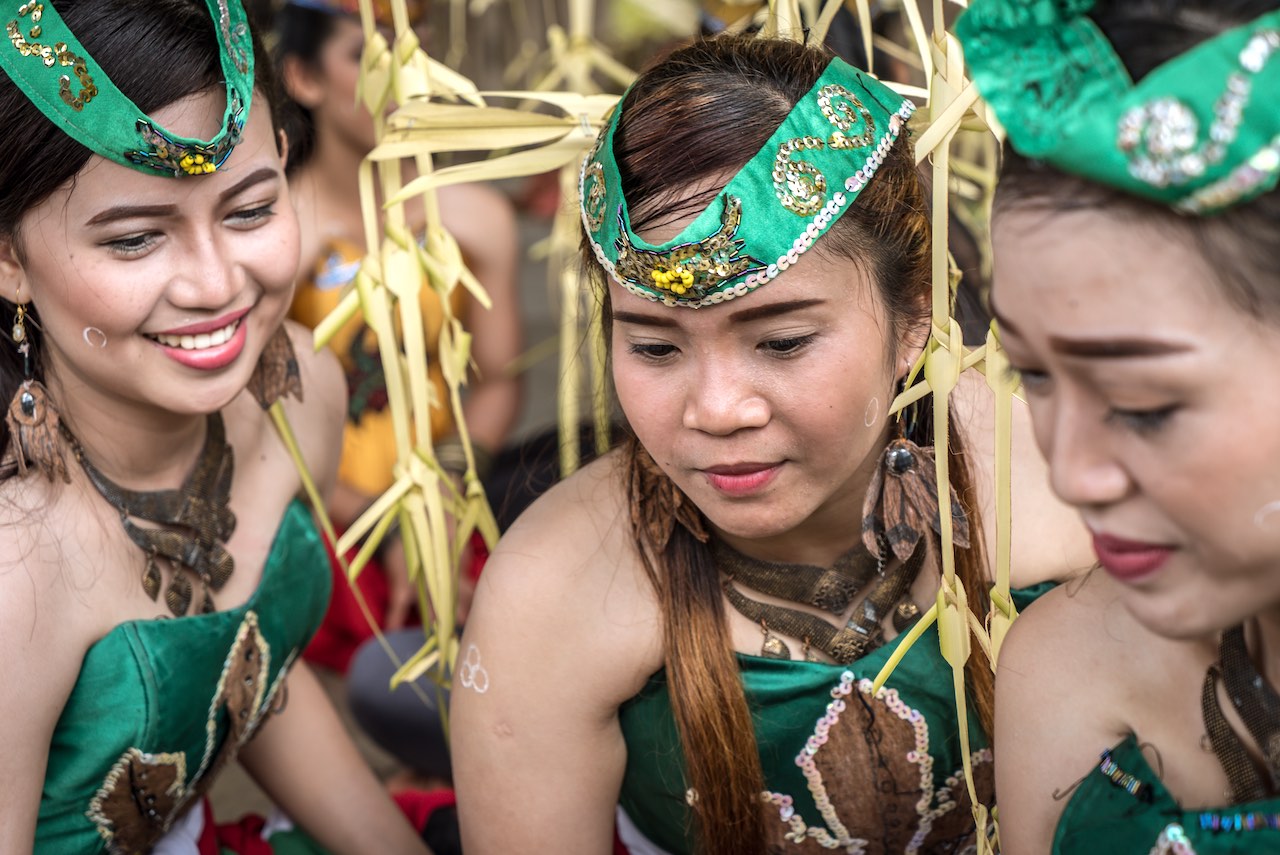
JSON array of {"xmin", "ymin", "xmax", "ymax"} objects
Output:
[
  {"xmin": 580, "ymin": 57, "xmax": 915, "ymax": 308},
  {"xmin": 956, "ymin": 1, "xmax": 1280, "ymax": 215},
  {"xmin": 0, "ymin": 0, "xmax": 254, "ymax": 177}
]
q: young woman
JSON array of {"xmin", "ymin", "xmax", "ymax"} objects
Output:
[
  {"xmin": 274, "ymin": 0, "xmax": 522, "ymax": 663},
  {"xmin": 0, "ymin": 1, "xmax": 430, "ymax": 852},
  {"xmin": 451, "ymin": 35, "xmax": 1089, "ymax": 855},
  {"xmin": 956, "ymin": 0, "xmax": 1280, "ymax": 851}
]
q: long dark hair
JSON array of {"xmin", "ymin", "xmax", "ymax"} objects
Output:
[
  {"xmin": 0, "ymin": 0, "xmax": 282, "ymax": 479},
  {"xmin": 584, "ymin": 35, "xmax": 993, "ymax": 855},
  {"xmin": 996, "ymin": 0, "xmax": 1280, "ymax": 313}
]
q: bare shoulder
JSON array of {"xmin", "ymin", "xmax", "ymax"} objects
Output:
[
  {"xmin": 222, "ymin": 321, "xmax": 343, "ymax": 502},
  {"xmin": 0, "ymin": 479, "xmax": 100, "ymax": 841},
  {"xmin": 952, "ymin": 369, "xmax": 1093, "ymax": 586},
  {"xmin": 993, "ymin": 572, "xmax": 1144, "ymax": 851},
  {"xmin": 1001, "ymin": 571, "xmax": 1139, "ymax": 691},
  {"xmin": 997, "ymin": 570, "xmax": 1152, "ymax": 768},
  {"xmin": 438, "ymin": 183, "xmax": 517, "ymax": 252},
  {"xmin": 280, "ymin": 320, "xmax": 345, "ymax": 486},
  {"xmin": 469, "ymin": 450, "xmax": 662, "ymax": 699},
  {"xmin": 453, "ymin": 450, "xmax": 652, "ymax": 852},
  {"xmin": 481, "ymin": 450, "xmax": 654, "ymax": 625},
  {"xmin": 438, "ymin": 183, "xmax": 515, "ymax": 229},
  {"xmin": 285, "ymin": 319, "xmax": 344, "ymax": 416}
]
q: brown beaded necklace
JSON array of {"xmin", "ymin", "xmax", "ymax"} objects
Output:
[
  {"xmin": 1202, "ymin": 623, "xmax": 1280, "ymax": 800},
  {"xmin": 65, "ymin": 413, "xmax": 236, "ymax": 617},
  {"xmin": 714, "ymin": 536, "xmax": 926, "ymax": 663}
]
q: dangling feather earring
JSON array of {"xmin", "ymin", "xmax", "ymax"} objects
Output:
[
  {"xmin": 3, "ymin": 300, "xmax": 69, "ymax": 483},
  {"xmin": 246, "ymin": 325, "xmax": 304, "ymax": 409},
  {"xmin": 861, "ymin": 411, "xmax": 969, "ymax": 562}
]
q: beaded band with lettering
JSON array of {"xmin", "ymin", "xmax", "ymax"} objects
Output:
[
  {"xmin": 957, "ymin": 1, "xmax": 1280, "ymax": 215},
  {"xmin": 0, "ymin": 0, "xmax": 255, "ymax": 178},
  {"xmin": 579, "ymin": 57, "xmax": 916, "ymax": 308}
]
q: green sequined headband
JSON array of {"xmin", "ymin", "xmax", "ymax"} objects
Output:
[
  {"xmin": 1, "ymin": 0, "xmax": 255, "ymax": 177},
  {"xmin": 580, "ymin": 57, "xmax": 915, "ymax": 308},
  {"xmin": 956, "ymin": 0, "xmax": 1280, "ymax": 215}
]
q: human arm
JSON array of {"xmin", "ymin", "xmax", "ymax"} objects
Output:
[
  {"xmin": 993, "ymin": 580, "xmax": 1128, "ymax": 854},
  {"xmin": 0, "ymin": 500, "xmax": 93, "ymax": 853},
  {"xmin": 450, "ymin": 457, "xmax": 660, "ymax": 854},
  {"xmin": 237, "ymin": 661, "xmax": 430, "ymax": 854}
]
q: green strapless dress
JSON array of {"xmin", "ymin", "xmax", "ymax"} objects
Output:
[
  {"xmin": 1054, "ymin": 734, "xmax": 1280, "ymax": 854},
  {"xmin": 36, "ymin": 499, "xmax": 332, "ymax": 855},
  {"xmin": 618, "ymin": 586, "xmax": 1050, "ymax": 854}
]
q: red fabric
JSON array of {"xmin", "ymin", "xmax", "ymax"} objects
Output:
[
  {"xmin": 391, "ymin": 787, "xmax": 458, "ymax": 831},
  {"xmin": 303, "ymin": 530, "xmax": 490, "ymax": 675},
  {"xmin": 197, "ymin": 800, "xmax": 274, "ymax": 855},
  {"xmin": 302, "ymin": 530, "xmax": 392, "ymax": 674}
]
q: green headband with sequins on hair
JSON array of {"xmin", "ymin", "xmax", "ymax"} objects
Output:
[
  {"xmin": 956, "ymin": 0, "xmax": 1280, "ymax": 215},
  {"xmin": 580, "ymin": 57, "xmax": 915, "ymax": 308},
  {"xmin": 1, "ymin": 0, "xmax": 255, "ymax": 177}
]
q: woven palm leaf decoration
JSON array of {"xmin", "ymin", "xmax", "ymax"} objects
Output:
[{"xmin": 267, "ymin": 1, "xmax": 1021, "ymax": 846}]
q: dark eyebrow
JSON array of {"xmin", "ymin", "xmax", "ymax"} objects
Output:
[
  {"xmin": 727, "ymin": 298, "xmax": 825, "ymax": 323},
  {"xmin": 993, "ymin": 304, "xmax": 1191, "ymax": 357},
  {"xmin": 611, "ymin": 298, "xmax": 826, "ymax": 328},
  {"xmin": 217, "ymin": 166, "xmax": 280, "ymax": 203},
  {"xmin": 1046, "ymin": 336, "xmax": 1193, "ymax": 358},
  {"xmin": 85, "ymin": 204, "xmax": 177, "ymax": 227},
  {"xmin": 84, "ymin": 167, "xmax": 281, "ymax": 227},
  {"xmin": 611, "ymin": 310, "xmax": 677, "ymax": 328}
]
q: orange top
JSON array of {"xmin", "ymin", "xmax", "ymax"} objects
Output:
[{"xmin": 290, "ymin": 238, "xmax": 462, "ymax": 496}]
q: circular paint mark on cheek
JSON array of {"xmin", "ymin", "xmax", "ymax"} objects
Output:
[
  {"xmin": 82, "ymin": 327, "xmax": 107, "ymax": 349},
  {"xmin": 864, "ymin": 396, "xmax": 879, "ymax": 428},
  {"xmin": 1254, "ymin": 500, "xmax": 1280, "ymax": 529}
]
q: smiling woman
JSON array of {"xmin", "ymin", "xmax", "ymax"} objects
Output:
[
  {"xmin": 0, "ymin": 1, "xmax": 430, "ymax": 853},
  {"xmin": 449, "ymin": 34, "xmax": 1089, "ymax": 855},
  {"xmin": 956, "ymin": 0, "xmax": 1280, "ymax": 852}
]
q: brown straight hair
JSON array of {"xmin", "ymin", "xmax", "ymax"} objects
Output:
[{"xmin": 586, "ymin": 35, "xmax": 994, "ymax": 854}]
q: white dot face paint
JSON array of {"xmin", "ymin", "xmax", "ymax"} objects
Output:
[
  {"xmin": 864, "ymin": 396, "xmax": 879, "ymax": 428},
  {"xmin": 1253, "ymin": 501, "xmax": 1280, "ymax": 529},
  {"xmin": 458, "ymin": 643, "xmax": 490, "ymax": 694},
  {"xmin": 82, "ymin": 327, "xmax": 107, "ymax": 349}
]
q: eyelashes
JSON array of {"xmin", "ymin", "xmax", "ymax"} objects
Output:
[
  {"xmin": 626, "ymin": 333, "xmax": 819, "ymax": 364},
  {"xmin": 1105, "ymin": 405, "xmax": 1177, "ymax": 436}
]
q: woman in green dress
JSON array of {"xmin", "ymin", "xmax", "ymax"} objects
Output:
[
  {"xmin": 451, "ymin": 34, "xmax": 1090, "ymax": 855},
  {"xmin": 957, "ymin": 0, "xmax": 1280, "ymax": 851},
  {"xmin": 0, "ymin": 1, "xmax": 430, "ymax": 852}
]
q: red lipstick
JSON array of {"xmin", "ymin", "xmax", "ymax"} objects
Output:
[
  {"xmin": 703, "ymin": 463, "xmax": 781, "ymax": 497},
  {"xmin": 151, "ymin": 307, "xmax": 250, "ymax": 337},
  {"xmin": 1091, "ymin": 532, "xmax": 1174, "ymax": 582},
  {"xmin": 151, "ymin": 318, "xmax": 248, "ymax": 370}
]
